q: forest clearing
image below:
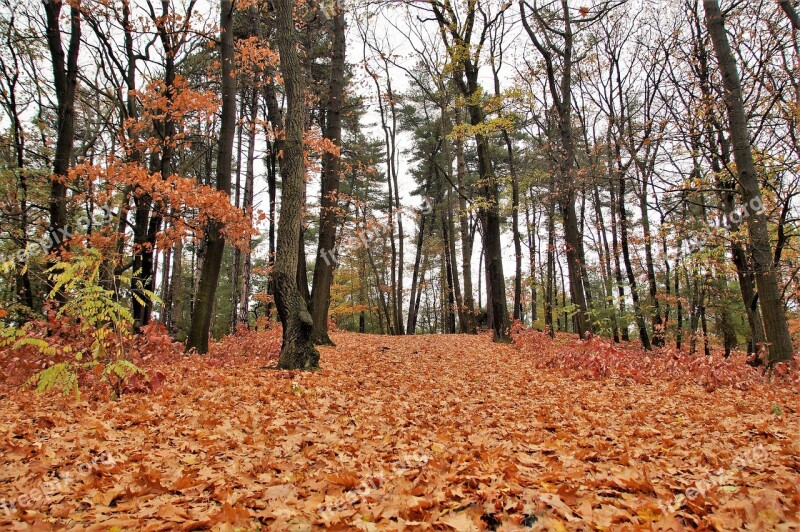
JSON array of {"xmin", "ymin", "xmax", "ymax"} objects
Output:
[{"xmin": 1, "ymin": 331, "xmax": 799, "ymax": 530}]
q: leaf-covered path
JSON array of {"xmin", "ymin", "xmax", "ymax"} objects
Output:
[{"xmin": 1, "ymin": 332, "xmax": 799, "ymax": 530}]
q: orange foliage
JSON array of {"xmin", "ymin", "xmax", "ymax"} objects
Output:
[
  {"xmin": 68, "ymin": 161, "xmax": 256, "ymax": 251},
  {"xmin": 0, "ymin": 332, "xmax": 797, "ymax": 529}
]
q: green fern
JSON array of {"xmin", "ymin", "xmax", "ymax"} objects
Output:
[
  {"xmin": 19, "ymin": 248, "xmax": 156, "ymax": 399},
  {"xmin": 27, "ymin": 363, "xmax": 79, "ymax": 397}
]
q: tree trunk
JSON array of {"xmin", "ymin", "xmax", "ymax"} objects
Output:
[
  {"xmin": 187, "ymin": 0, "xmax": 237, "ymax": 353},
  {"xmin": 779, "ymin": 0, "xmax": 800, "ymax": 30},
  {"xmin": 407, "ymin": 207, "xmax": 427, "ymax": 335},
  {"xmin": 618, "ymin": 172, "xmax": 652, "ymax": 350},
  {"xmin": 271, "ymin": 0, "xmax": 319, "ymax": 369},
  {"xmin": 704, "ymin": 0, "xmax": 794, "ymax": 364},
  {"xmin": 310, "ymin": 9, "xmax": 345, "ymax": 345},
  {"xmin": 43, "ymin": 0, "xmax": 81, "ymax": 298},
  {"xmin": 455, "ymin": 129, "xmax": 477, "ymax": 333}
]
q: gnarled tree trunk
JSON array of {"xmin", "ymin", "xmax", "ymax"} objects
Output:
[{"xmin": 272, "ymin": 0, "xmax": 319, "ymax": 370}]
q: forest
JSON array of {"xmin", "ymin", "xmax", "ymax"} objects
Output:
[{"xmin": 0, "ymin": 0, "xmax": 799, "ymax": 529}]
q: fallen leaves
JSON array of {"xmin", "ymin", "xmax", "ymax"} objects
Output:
[{"xmin": 0, "ymin": 331, "xmax": 798, "ymax": 529}]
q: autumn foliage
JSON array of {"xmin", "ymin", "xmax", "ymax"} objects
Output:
[{"xmin": 1, "ymin": 331, "xmax": 798, "ymax": 529}]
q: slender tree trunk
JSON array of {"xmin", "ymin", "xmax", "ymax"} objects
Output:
[
  {"xmin": 238, "ymin": 90, "xmax": 257, "ymax": 326},
  {"xmin": 676, "ymin": 251, "xmax": 683, "ymax": 350},
  {"xmin": 187, "ymin": 0, "xmax": 237, "ymax": 353},
  {"xmin": 310, "ymin": 9, "xmax": 345, "ymax": 345},
  {"xmin": 545, "ymin": 175, "xmax": 556, "ymax": 337},
  {"xmin": 525, "ymin": 188, "xmax": 538, "ymax": 325},
  {"xmin": 231, "ymin": 92, "xmax": 246, "ymax": 331},
  {"xmin": 608, "ymin": 172, "xmax": 629, "ymax": 341},
  {"xmin": 639, "ymin": 183, "xmax": 664, "ymax": 347},
  {"xmin": 407, "ymin": 205, "xmax": 427, "ymax": 335},
  {"xmin": 618, "ymin": 172, "xmax": 652, "ymax": 350},
  {"xmin": 455, "ymin": 129, "xmax": 477, "ymax": 333},
  {"xmin": 594, "ymin": 185, "xmax": 619, "ymax": 342},
  {"xmin": 705, "ymin": 0, "xmax": 794, "ymax": 363}
]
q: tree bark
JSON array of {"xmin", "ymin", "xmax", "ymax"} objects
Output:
[
  {"xmin": 43, "ymin": 0, "xmax": 81, "ymax": 298},
  {"xmin": 187, "ymin": 0, "xmax": 237, "ymax": 353},
  {"xmin": 310, "ymin": 8, "xmax": 345, "ymax": 345},
  {"xmin": 272, "ymin": 0, "xmax": 319, "ymax": 369},
  {"xmin": 704, "ymin": 0, "xmax": 794, "ymax": 363},
  {"xmin": 779, "ymin": 0, "xmax": 800, "ymax": 30}
]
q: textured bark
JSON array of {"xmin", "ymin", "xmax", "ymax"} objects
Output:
[
  {"xmin": 704, "ymin": 0, "xmax": 794, "ymax": 363},
  {"xmin": 187, "ymin": 0, "xmax": 237, "ymax": 353},
  {"xmin": 310, "ymin": 9, "xmax": 345, "ymax": 345},
  {"xmin": 272, "ymin": 0, "xmax": 319, "ymax": 370}
]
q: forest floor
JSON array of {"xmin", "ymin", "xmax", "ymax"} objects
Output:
[{"xmin": 1, "ymin": 330, "xmax": 799, "ymax": 530}]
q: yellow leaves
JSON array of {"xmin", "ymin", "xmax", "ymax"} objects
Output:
[{"xmin": 449, "ymin": 117, "xmax": 514, "ymax": 141}]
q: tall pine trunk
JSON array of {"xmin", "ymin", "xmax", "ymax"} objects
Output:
[
  {"xmin": 187, "ymin": 0, "xmax": 237, "ymax": 353},
  {"xmin": 310, "ymin": 9, "xmax": 345, "ymax": 345}
]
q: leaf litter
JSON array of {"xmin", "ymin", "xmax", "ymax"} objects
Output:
[{"xmin": 0, "ymin": 331, "xmax": 798, "ymax": 530}]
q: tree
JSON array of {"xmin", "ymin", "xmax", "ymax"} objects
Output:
[
  {"xmin": 519, "ymin": 0, "xmax": 603, "ymax": 339},
  {"xmin": 272, "ymin": 0, "xmax": 319, "ymax": 370},
  {"xmin": 43, "ymin": 0, "xmax": 81, "ymax": 285},
  {"xmin": 703, "ymin": 0, "xmax": 794, "ymax": 364},
  {"xmin": 187, "ymin": 0, "xmax": 237, "ymax": 354},
  {"xmin": 310, "ymin": 6, "xmax": 346, "ymax": 345},
  {"xmin": 425, "ymin": 0, "xmax": 512, "ymax": 342}
]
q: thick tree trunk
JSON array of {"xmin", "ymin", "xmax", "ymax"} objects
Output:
[
  {"xmin": 310, "ymin": 9, "xmax": 345, "ymax": 345},
  {"xmin": 779, "ymin": 0, "xmax": 800, "ymax": 30},
  {"xmin": 704, "ymin": 0, "xmax": 794, "ymax": 364},
  {"xmin": 187, "ymin": 0, "xmax": 237, "ymax": 353},
  {"xmin": 271, "ymin": 0, "xmax": 319, "ymax": 369}
]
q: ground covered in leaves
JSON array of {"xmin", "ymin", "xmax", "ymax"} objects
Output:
[{"xmin": 1, "ymin": 330, "xmax": 799, "ymax": 530}]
